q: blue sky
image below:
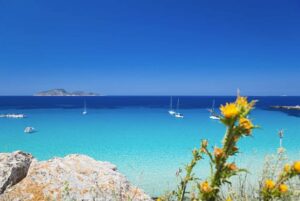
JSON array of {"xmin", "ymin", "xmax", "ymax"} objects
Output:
[{"xmin": 0, "ymin": 0, "xmax": 299, "ymax": 95}]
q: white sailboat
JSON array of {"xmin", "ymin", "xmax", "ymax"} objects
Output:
[
  {"xmin": 209, "ymin": 99, "xmax": 220, "ymax": 120},
  {"xmin": 168, "ymin": 96, "xmax": 176, "ymax": 115},
  {"xmin": 175, "ymin": 98, "xmax": 184, "ymax": 118},
  {"xmin": 82, "ymin": 100, "xmax": 87, "ymax": 115}
]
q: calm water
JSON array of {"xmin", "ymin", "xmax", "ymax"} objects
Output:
[{"xmin": 0, "ymin": 96, "xmax": 299, "ymax": 196}]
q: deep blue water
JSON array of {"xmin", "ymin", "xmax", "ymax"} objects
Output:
[
  {"xmin": 1, "ymin": 96, "xmax": 300, "ymax": 110},
  {"xmin": 0, "ymin": 96, "xmax": 299, "ymax": 196}
]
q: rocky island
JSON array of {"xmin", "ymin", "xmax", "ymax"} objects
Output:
[
  {"xmin": 270, "ymin": 105, "xmax": 300, "ymax": 110},
  {"xmin": 0, "ymin": 151, "xmax": 152, "ymax": 201},
  {"xmin": 34, "ymin": 89, "xmax": 100, "ymax": 96}
]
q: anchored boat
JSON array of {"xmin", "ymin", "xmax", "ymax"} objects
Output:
[
  {"xmin": 82, "ymin": 100, "xmax": 87, "ymax": 115},
  {"xmin": 24, "ymin": 127, "xmax": 36, "ymax": 134},
  {"xmin": 209, "ymin": 100, "xmax": 220, "ymax": 120},
  {"xmin": 174, "ymin": 99, "xmax": 184, "ymax": 118},
  {"xmin": 168, "ymin": 96, "xmax": 176, "ymax": 115}
]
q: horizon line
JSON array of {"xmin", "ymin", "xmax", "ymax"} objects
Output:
[{"xmin": 0, "ymin": 95, "xmax": 299, "ymax": 97}]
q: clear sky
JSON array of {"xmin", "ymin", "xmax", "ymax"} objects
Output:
[{"xmin": 0, "ymin": 0, "xmax": 299, "ymax": 95}]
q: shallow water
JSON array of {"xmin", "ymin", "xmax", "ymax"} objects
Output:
[{"xmin": 0, "ymin": 96, "xmax": 299, "ymax": 196}]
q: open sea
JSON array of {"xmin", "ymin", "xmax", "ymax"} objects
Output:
[{"xmin": 0, "ymin": 96, "xmax": 299, "ymax": 196}]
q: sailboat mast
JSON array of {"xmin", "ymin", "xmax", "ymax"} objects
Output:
[
  {"xmin": 177, "ymin": 99, "xmax": 179, "ymax": 112},
  {"xmin": 170, "ymin": 96, "xmax": 173, "ymax": 110}
]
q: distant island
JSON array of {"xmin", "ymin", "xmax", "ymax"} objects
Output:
[
  {"xmin": 34, "ymin": 89, "xmax": 100, "ymax": 96},
  {"xmin": 270, "ymin": 105, "xmax": 300, "ymax": 110}
]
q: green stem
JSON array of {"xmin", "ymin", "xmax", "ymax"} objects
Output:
[
  {"xmin": 178, "ymin": 156, "xmax": 201, "ymax": 201},
  {"xmin": 210, "ymin": 125, "xmax": 236, "ymax": 199}
]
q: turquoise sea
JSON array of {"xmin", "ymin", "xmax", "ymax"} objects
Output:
[{"xmin": 0, "ymin": 96, "xmax": 299, "ymax": 196}]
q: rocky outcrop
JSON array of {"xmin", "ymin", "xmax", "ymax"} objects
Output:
[
  {"xmin": 0, "ymin": 154, "xmax": 152, "ymax": 201},
  {"xmin": 0, "ymin": 151, "xmax": 33, "ymax": 194}
]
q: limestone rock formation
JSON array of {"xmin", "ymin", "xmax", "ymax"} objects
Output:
[
  {"xmin": 0, "ymin": 151, "xmax": 33, "ymax": 194},
  {"xmin": 0, "ymin": 154, "xmax": 152, "ymax": 201}
]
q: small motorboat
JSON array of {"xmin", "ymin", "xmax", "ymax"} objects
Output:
[{"xmin": 24, "ymin": 127, "xmax": 36, "ymax": 134}]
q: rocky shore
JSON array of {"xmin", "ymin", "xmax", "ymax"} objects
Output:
[{"xmin": 0, "ymin": 151, "xmax": 152, "ymax": 201}]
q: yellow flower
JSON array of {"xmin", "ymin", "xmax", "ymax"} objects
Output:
[
  {"xmin": 284, "ymin": 164, "xmax": 291, "ymax": 173},
  {"xmin": 279, "ymin": 184, "xmax": 288, "ymax": 193},
  {"xmin": 236, "ymin": 96, "xmax": 249, "ymax": 108},
  {"xmin": 226, "ymin": 197, "xmax": 232, "ymax": 201},
  {"xmin": 220, "ymin": 103, "xmax": 239, "ymax": 119},
  {"xmin": 214, "ymin": 147, "xmax": 224, "ymax": 158},
  {"xmin": 265, "ymin": 179, "xmax": 275, "ymax": 190},
  {"xmin": 293, "ymin": 161, "xmax": 300, "ymax": 173},
  {"xmin": 227, "ymin": 163, "xmax": 238, "ymax": 171},
  {"xmin": 200, "ymin": 181, "xmax": 212, "ymax": 193},
  {"xmin": 239, "ymin": 117, "xmax": 253, "ymax": 135}
]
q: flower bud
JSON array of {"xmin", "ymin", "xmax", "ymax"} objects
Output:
[
  {"xmin": 226, "ymin": 163, "xmax": 237, "ymax": 171},
  {"xmin": 214, "ymin": 147, "xmax": 224, "ymax": 158},
  {"xmin": 201, "ymin": 139, "xmax": 208, "ymax": 148}
]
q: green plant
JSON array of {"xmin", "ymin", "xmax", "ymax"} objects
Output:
[{"xmin": 158, "ymin": 96, "xmax": 300, "ymax": 201}]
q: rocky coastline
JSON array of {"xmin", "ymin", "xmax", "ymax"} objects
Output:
[{"xmin": 0, "ymin": 151, "xmax": 152, "ymax": 201}]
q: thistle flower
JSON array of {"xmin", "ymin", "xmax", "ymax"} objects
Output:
[
  {"xmin": 265, "ymin": 179, "xmax": 275, "ymax": 190},
  {"xmin": 293, "ymin": 161, "xmax": 300, "ymax": 173},
  {"xmin": 199, "ymin": 181, "xmax": 212, "ymax": 193},
  {"xmin": 239, "ymin": 117, "xmax": 253, "ymax": 135},
  {"xmin": 220, "ymin": 103, "xmax": 239, "ymax": 119},
  {"xmin": 279, "ymin": 184, "xmax": 288, "ymax": 193}
]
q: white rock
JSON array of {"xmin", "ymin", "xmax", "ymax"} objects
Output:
[{"xmin": 0, "ymin": 154, "xmax": 152, "ymax": 201}]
